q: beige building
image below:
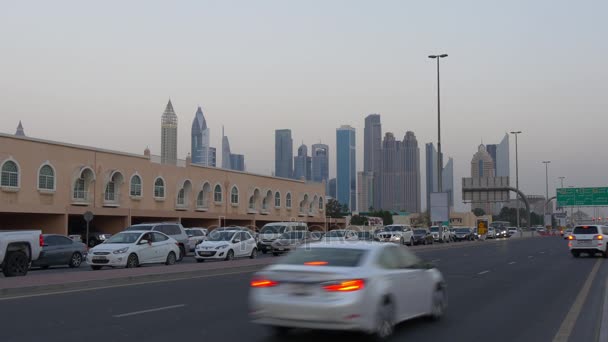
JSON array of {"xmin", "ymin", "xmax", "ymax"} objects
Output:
[{"xmin": 0, "ymin": 133, "xmax": 335, "ymax": 237}]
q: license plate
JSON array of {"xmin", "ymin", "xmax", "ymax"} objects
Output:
[
  {"xmin": 578, "ymin": 240, "xmax": 592, "ymax": 246},
  {"xmin": 286, "ymin": 284, "xmax": 311, "ymax": 296},
  {"xmin": 200, "ymin": 252, "xmax": 214, "ymax": 256},
  {"xmin": 92, "ymin": 257, "xmax": 106, "ymax": 261},
  {"xmin": 277, "ymin": 248, "xmax": 284, "ymax": 251}
]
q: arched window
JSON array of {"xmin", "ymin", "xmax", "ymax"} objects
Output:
[
  {"xmin": 286, "ymin": 193, "xmax": 292, "ymax": 209},
  {"xmin": 319, "ymin": 197, "xmax": 324, "ymax": 210},
  {"xmin": 198, "ymin": 183, "xmax": 211, "ymax": 208},
  {"xmin": 73, "ymin": 178, "xmax": 86, "ymax": 199},
  {"xmin": 154, "ymin": 178, "xmax": 165, "ymax": 198},
  {"xmin": 177, "ymin": 188, "xmax": 185, "ymax": 205},
  {"xmin": 214, "ymin": 184, "xmax": 223, "ymax": 202},
  {"xmin": 130, "ymin": 175, "xmax": 142, "ymax": 197},
  {"xmin": 274, "ymin": 192, "xmax": 281, "ymax": 207},
  {"xmin": 231, "ymin": 186, "xmax": 239, "ymax": 204},
  {"xmin": 1, "ymin": 160, "xmax": 19, "ymax": 188},
  {"xmin": 105, "ymin": 181, "xmax": 116, "ymax": 201},
  {"xmin": 249, "ymin": 195, "xmax": 255, "ymax": 209},
  {"xmin": 38, "ymin": 165, "xmax": 55, "ymax": 190}
]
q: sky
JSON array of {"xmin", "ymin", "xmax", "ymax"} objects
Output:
[{"xmin": 1, "ymin": 0, "xmax": 607, "ymax": 212}]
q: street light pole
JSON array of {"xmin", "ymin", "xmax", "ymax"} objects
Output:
[
  {"xmin": 429, "ymin": 54, "xmax": 448, "ymax": 193},
  {"xmin": 543, "ymin": 161, "xmax": 551, "ymax": 227},
  {"xmin": 510, "ymin": 131, "xmax": 522, "ymax": 229}
]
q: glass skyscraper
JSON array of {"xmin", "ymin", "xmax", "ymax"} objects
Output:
[
  {"xmin": 275, "ymin": 129, "xmax": 293, "ymax": 179},
  {"xmin": 336, "ymin": 125, "xmax": 356, "ymax": 211}
]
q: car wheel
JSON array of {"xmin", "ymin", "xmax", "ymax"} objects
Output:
[
  {"xmin": 371, "ymin": 298, "xmax": 395, "ymax": 341},
  {"xmin": 572, "ymin": 251, "xmax": 580, "ymax": 258},
  {"xmin": 250, "ymin": 248, "xmax": 258, "ymax": 259},
  {"xmin": 2, "ymin": 251, "xmax": 29, "ymax": 277},
  {"xmin": 69, "ymin": 252, "xmax": 83, "ymax": 268},
  {"xmin": 400, "ymin": 237, "xmax": 405, "ymax": 245},
  {"xmin": 261, "ymin": 249, "xmax": 268, "ymax": 254},
  {"xmin": 91, "ymin": 265, "xmax": 102, "ymax": 270},
  {"xmin": 225, "ymin": 250, "xmax": 234, "ymax": 261},
  {"xmin": 177, "ymin": 245, "xmax": 186, "ymax": 262},
  {"xmin": 126, "ymin": 253, "xmax": 139, "ymax": 268},
  {"xmin": 430, "ymin": 284, "xmax": 448, "ymax": 320},
  {"xmin": 196, "ymin": 259, "xmax": 205, "ymax": 263},
  {"xmin": 165, "ymin": 252, "xmax": 177, "ymax": 265}
]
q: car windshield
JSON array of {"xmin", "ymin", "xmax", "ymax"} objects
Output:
[
  {"xmin": 260, "ymin": 226, "xmax": 286, "ymax": 234},
  {"xmin": 326, "ymin": 230, "xmax": 346, "ymax": 237},
  {"xmin": 185, "ymin": 229, "xmax": 194, "ymax": 237},
  {"xmin": 125, "ymin": 225, "xmax": 153, "ymax": 231},
  {"xmin": 104, "ymin": 232, "xmax": 141, "ymax": 244},
  {"xmin": 455, "ymin": 228, "xmax": 470, "ymax": 233},
  {"xmin": 207, "ymin": 231, "xmax": 236, "ymax": 241},
  {"xmin": 384, "ymin": 226, "xmax": 403, "ymax": 232},
  {"xmin": 280, "ymin": 232, "xmax": 305, "ymax": 239},
  {"xmin": 280, "ymin": 248, "xmax": 367, "ymax": 267},
  {"xmin": 573, "ymin": 226, "xmax": 599, "ymax": 234},
  {"xmin": 430, "ymin": 227, "xmax": 439, "ymax": 232},
  {"xmin": 413, "ymin": 229, "xmax": 427, "ymax": 234}
]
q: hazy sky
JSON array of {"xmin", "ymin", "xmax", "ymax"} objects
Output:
[{"xmin": 1, "ymin": 0, "xmax": 606, "ymax": 211}]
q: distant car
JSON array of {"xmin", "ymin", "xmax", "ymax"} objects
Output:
[
  {"xmin": 185, "ymin": 228, "xmax": 207, "ymax": 252},
  {"xmin": 32, "ymin": 234, "xmax": 88, "ymax": 269},
  {"xmin": 195, "ymin": 229, "xmax": 257, "ymax": 262},
  {"xmin": 323, "ymin": 229, "xmax": 358, "ymax": 242},
  {"xmin": 258, "ymin": 222, "xmax": 308, "ymax": 254},
  {"xmin": 356, "ymin": 231, "xmax": 375, "ymax": 241},
  {"xmin": 249, "ymin": 241, "xmax": 447, "ymax": 340},
  {"xmin": 568, "ymin": 225, "xmax": 608, "ymax": 257},
  {"xmin": 563, "ymin": 228, "xmax": 573, "ymax": 240},
  {"xmin": 411, "ymin": 228, "xmax": 434, "ymax": 245},
  {"xmin": 87, "ymin": 231, "xmax": 180, "ymax": 270},
  {"xmin": 508, "ymin": 227, "xmax": 519, "ymax": 236},
  {"xmin": 125, "ymin": 223, "xmax": 189, "ymax": 261},
  {"xmin": 487, "ymin": 227, "xmax": 497, "ymax": 239},
  {"xmin": 376, "ymin": 224, "xmax": 414, "ymax": 245},
  {"xmin": 495, "ymin": 227, "xmax": 509, "ymax": 238},
  {"xmin": 271, "ymin": 231, "xmax": 319, "ymax": 256},
  {"xmin": 430, "ymin": 226, "xmax": 450, "ymax": 243},
  {"xmin": 452, "ymin": 228, "xmax": 475, "ymax": 241}
]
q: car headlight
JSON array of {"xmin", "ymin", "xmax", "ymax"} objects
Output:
[
  {"xmin": 216, "ymin": 244, "xmax": 229, "ymax": 250},
  {"xmin": 113, "ymin": 247, "xmax": 129, "ymax": 254}
]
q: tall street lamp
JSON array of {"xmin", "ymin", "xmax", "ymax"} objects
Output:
[
  {"xmin": 510, "ymin": 131, "xmax": 522, "ymax": 228},
  {"xmin": 429, "ymin": 53, "xmax": 448, "ymax": 192},
  {"xmin": 543, "ymin": 161, "xmax": 551, "ymax": 227}
]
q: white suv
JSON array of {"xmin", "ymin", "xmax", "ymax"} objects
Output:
[{"xmin": 568, "ymin": 225, "xmax": 608, "ymax": 258}]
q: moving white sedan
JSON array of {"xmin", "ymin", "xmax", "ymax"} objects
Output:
[
  {"xmin": 87, "ymin": 231, "xmax": 180, "ymax": 270},
  {"xmin": 195, "ymin": 229, "xmax": 257, "ymax": 262},
  {"xmin": 249, "ymin": 241, "xmax": 447, "ymax": 340}
]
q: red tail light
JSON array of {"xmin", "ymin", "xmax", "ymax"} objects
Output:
[
  {"xmin": 323, "ymin": 279, "xmax": 365, "ymax": 292},
  {"xmin": 250, "ymin": 279, "xmax": 278, "ymax": 288},
  {"xmin": 304, "ymin": 261, "xmax": 328, "ymax": 266},
  {"xmin": 39, "ymin": 234, "xmax": 44, "ymax": 247},
  {"xmin": 594, "ymin": 235, "xmax": 604, "ymax": 240},
  {"xmin": 568, "ymin": 235, "xmax": 575, "ymax": 240}
]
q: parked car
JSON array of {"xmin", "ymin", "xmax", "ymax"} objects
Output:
[
  {"xmin": 508, "ymin": 227, "xmax": 519, "ymax": 236},
  {"xmin": 375, "ymin": 224, "xmax": 414, "ymax": 245},
  {"xmin": 322, "ymin": 229, "xmax": 358, "ymax": 242},
  {"xmin": 448, "ymin": 228, "xmax": 457, "ymax": 242},
  {"xmin": 214, "ymin": 226, "xmax": 258, "ymax": 241},
  {"xmin": 185, "ymin": 228, "xmax": 207, "ymax": 252},
  {"xmin": 568, "ymin": 225, "xmax": 608, "ymax": 257},
  {"xmin": 125, "ymin": 223, "xmax": 189, "ymax": 261},
  {"xmin": 495, "ymin": 227, "xmax": 509, "ymax": 238},
  {"xmin": 69, "ymin": 227, "xmax": 112, "ymax": 247},
  {"xmin": 0, "ymin": 230, "xmax": 43, "ymax": 277},
  {"xmin": 356, "ymin": 230, "xmax": 375, "ymax": 241},
  {"xmin": 453, "ymin": 227, "xmax": 475, "ymax": 241},
  {"xmin": 249, "ymin": 241, "xmax": 447, "ymax": 340},
  {"xmin": 430, "ymin": 226, "xmax": 450, "ymax": 243},
  {"xmin": 87, "ymin": 231, "xmax": 180, "ymax": 270},
  {"xmin": 195, "ymin": 229, "xmax": 257, "ymax": 262},
  {"xmin": 271, "ymin": 231, "xmax": 320, "ymax": 256},
  {"xmin": 258, "ymin": 222, "xmax": 308, "ymax": 254},
  {"xmin": 411, "ymin": 228, "xmax": 434, "ymax": 245},
  {"xmin": 563, "ymin": 228, "xmax": 573, "ymax": 240},
  {"xmin": 32, "ymin": 234, "xmax": 87, "ymax": 269}
]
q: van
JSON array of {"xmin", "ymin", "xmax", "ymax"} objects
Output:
[{"xmin": 258, "ymin": 222, "xmax": 308, "ymax": 254}]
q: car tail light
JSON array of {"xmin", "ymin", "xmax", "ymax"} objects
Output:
[
  {"xmin": 39, "ymin": 234, "xmax": 44, "ymax": 247},
  {"xmin": 250, "ymin": 279, "xmax": 278, "ymax": 288},
  {"xmin": 304, "ymin": 261, "xmax": 328, "ymax": 266},
  {"xmin": 323, "ymin": 279, "xmax": 365, "ymax": 292},
  {"xmin": 568, "ymin": 235, "xmax": 575, "ymax": 240},
  {"xmin": 594, "ymin": 235, "xmax": 604, "ymax": 240}
]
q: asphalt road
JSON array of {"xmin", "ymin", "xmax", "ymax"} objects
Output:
[{"xmin": 2, "ymin": 237, "xmax": 607, "ymax": 342}]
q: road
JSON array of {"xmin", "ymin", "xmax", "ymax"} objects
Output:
[{"xmin": 2, "ymin": 237, "xmax": 607, "ymax": 342}]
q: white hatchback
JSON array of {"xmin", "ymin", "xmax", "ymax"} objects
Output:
[
  {"xmin": 87, "ymin": 231, "xmax": 180, "ymax": 270},
  {"xmin": 195, "ymin": 229, "xmax": 258, "ymax": 262},
  {"xmin": 568, "ymin": 225, "xmax": 608, "ymax": 257}
]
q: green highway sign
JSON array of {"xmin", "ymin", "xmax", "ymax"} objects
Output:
[{"xmin": 557, "ymin": 187, "xmax": 608, "ymax": 207}]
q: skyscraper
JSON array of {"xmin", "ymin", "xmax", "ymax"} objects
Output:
[
  {"xmin": 208, "ymin": 147, "xmax": 217, "ymax": 167},
  {"xmin": 294, "ymin": 144, "xmax": 312, "ymax": 181},
  {"xmin": 379, "ymin": 132, "xmax": 420, "ymax": 213},
  {"xmin": 230, "ymin": 154, "xmax": 245, "ymax": 171},
  {"xmin": 471, "ymin": 144, "xmax": 496, "ymax": 213},
  {"xmin": 161, "ymin": 99, "xmax": 178, "ymax": 165},
  {"xmin": 364, "ymin": 114, "xmax": 382, "ymax": 209},
  {"xmin": 222, "ymin": 126, "xmax": 231, "ymax": 169},
  {"xmin": 311, "ymin": 144, "xmax": 329, "ymax": 186},
  {"xmin": 191, "ymin": 106, "xmax": 211, "ymax": 166},
  {"xmin": 357, "ymin": 171, "xmax": 374, "ymax": 212},
  {"xmin": 426, "ymin": 143, "xmax": 454, "ymax": 211},
  {"xmin": 442, "ymin": 157, "xmax": 454, "ymax": 209},
  {"xmin": 336, "ymin": 125, "xmax": 356, "ymax": 211},
  {"xmin": 403, "ymin": 131, "xmax": 421, "ymax": 214},
  {"xmin": 275, "ymin": 129, "xmax": 293, "ymax": 179},
  {"xmin": 15, "ymin": 121, "xmax": 25, "ymax": 137},
  {"xmin": 328, "ymin": 178, "xmax": 337, "ymax": 199},
  {"xmin": 486, "ymin": 134, "xmax": 509, "ymax": 177}
]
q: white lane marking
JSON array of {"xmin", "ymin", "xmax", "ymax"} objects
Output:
[
  {"xmin": 599, "ymin": 278, "xmax": 608, "ymax": 342},
  {"xmin": 528, "ymin": 256, "xmax": 534, "ymax": 258},
  {"xmin": 478, "ymin": 270, "xmax": 490, "ymax": 275},
  {"xmin": 0, "ymin": 269, "xmax": 258, "ymax": 301},
  {"xmin": 113, "ymin": 304, "xmax": 186, "ymax": 318},
  {"xmin": 432, "ymin": 259, "xmax": 440, "ymax": 263},
  {"xmin": 508, "ymin": 261, "xmax": 516, "ymax": 265},
  {"xmin": 540, "ymin": 251, "xmax": 545, "ymax": 254},
  {"xmin": 552, "ymin": 258, "xmax": 602, "ymax": 342}
]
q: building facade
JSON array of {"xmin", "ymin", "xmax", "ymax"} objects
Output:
[
  {"xmin": 230, "ymin": 154, "xmax": 245, "ymax": 172},
  {"xmin": 328, "ymin": 178, "xmax": 337, "ymax": 199},
  {"xmin": 357, "ymin": 171, "xmax": 374, "ymax": 212},
  {"xmin": 426, "ymin": 142, "xmax": 454, "ymax": 211},
  {"xmin": 294, "ymin": 144, "xmax": 312, "ymax": 181},
  {"xmin": 275, "ymin": 129, "xmax": 293, "ymax": 179},
  {"xmin": 15, "ymin": 121, "xmax": 25, "ymax": 137},
  {"xmin": 161, "ymin": 100, "xmax": 178, "ymax": 165},
  {"xmin": 221, "ymin": 126, "xmax": 231, "ymax": 169},
  {"xmin": 403, "ymin": 131, "xmax": 421, "ymax": 214},
  {"xmin": 380, "ymin": 132, "xmax": 420, "ymax": 213},
  {"xmin": 191, "ymin": 106, "xmax": 212, "ymax": 167},
  {"xmin": 442, "ymin": 157, "xmax": 454, "ymax": 209},
  {"xmin": 311, "ymin": 143, "xmax": 329, "ymax": 186},
  {"xmin": 364, "ymin": 114, "xmax": 382, "ymax": 209},
  {"xmin": 336, "ymin": 125, "xmax": 356, "ymax": 210},
  {"xmin": 0, "ymin": 133, "xmax": 331, "ymax": 237},
  {"xmin": 470, "ymin": 144, "xmax": 496, "ymax": 213}
]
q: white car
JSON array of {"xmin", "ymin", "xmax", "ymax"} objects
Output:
[
  {"xmin": 486, "ymin": 227, "xmax": 497, "ymax": 239},
  {"xmin": 430, "ymin": 226, "xmax": 450, "ymax": 243},
  {"xmin": 508, "ymin": 227, "xmax": 519, "ymax": 236},
  {"xmin": 322, "ymin": 229, "xmax": 358, "ymax": 242},
  {"xmin": 249, "ymin": 241, "xmax": 447, "ymax": 340},
  {"xmin": 87, "ymin": 231, "xmax": 180, "ymax": 270},
  {"xmin": 563, "ymin": 228, "xmax": 573, "ymax": 240},
  {"xmin": 185, "ymin": 228, "xmax": 207, "ymax": 252},
  {"xmin": 375, "ymin": 225, "xmax": 414, "ymax": 245},
  {"xmin": 568, "ymin": 225, "xmax": 608, "ymax": 257},
  {"xmin": 195, "ymin": 229, "xmax": 257, "ymax": 262}
]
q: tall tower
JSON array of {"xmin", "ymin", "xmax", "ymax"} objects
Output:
[
  {"xmin": 403, "ymin": 131, "xmax": 421, "ymax": 214},
  {"xmin": 336, "ymin": 125, "xmax": 356, "ymax": 211},
  {"xmin": 191, "ymin": 106, "xmax": 210, "ymax": 166},
  {"xmin": 15, "ymin": 121, "xmax": 25, "ymax": 137},
  {"xmin": 294, "ymin": 144, "xmax": 312, "ymax": 180},
  {"xmin": 222, "ymin": 126, "xmax": 232, "ymax": 169},
  {"xmin": 471, "ymin": 144, "xmax": 496, "ymax": 213},
  {"xmin": 161, "ymin": 99, "xmax": 178, "ymax": 165},
  {"xmin": 275, "ymin": 129, "xmax": 293, "ymax": 178},
  {"xmin": 311, "ymin": 143, "xmax": 329, "ymax": 185},
  {"xmin": 364, "ymin": 114, "xmax": 382, "ymax": 209}
]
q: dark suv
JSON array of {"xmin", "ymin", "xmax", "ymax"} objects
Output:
[{"xmin": 125, "ymin": 223, "xmax": 189, "ymax": 260}]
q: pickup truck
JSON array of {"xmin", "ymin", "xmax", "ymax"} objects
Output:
[{"xmin": 0, "ymin": 230, "xmax": 43, "ymax": 277}]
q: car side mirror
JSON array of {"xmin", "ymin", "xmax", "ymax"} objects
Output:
[
  {"xmin": 233, "ymin": 239, "xmax": 241, "ymax": 244},
  {"xmin": 139, "ymin": 239, "xmax": 149, "ymax": 245}
]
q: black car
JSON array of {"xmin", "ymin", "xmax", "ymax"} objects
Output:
[
  {"xmin": 453, "ymin": 227, "xmax": 475, "ymax": 241},
  {"xmin": 32, "ymin": 234, "xmax": 88, "ymax": 269},
  {"xmin": 411, "ymin": 229, "xmax": 434, "ymax": 245}
]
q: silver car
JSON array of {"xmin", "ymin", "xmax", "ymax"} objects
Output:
[
  {"xmin": 125, "ymin": 223, "xmax": 189, "ymax": 261},
  {"xmin": 249, "ymin": 241, "xmax": 447, "ymax": 340}
]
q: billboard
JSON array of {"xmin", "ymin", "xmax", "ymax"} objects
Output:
[
  {"xmin": 430, "ymin": 192, "xmax": 449, "ymax": 223},
  {"xmin": 462, "ymin": 177, "xmax": 510, "ymax": 203}
]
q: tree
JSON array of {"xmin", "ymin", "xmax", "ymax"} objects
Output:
[
  {"xmin": 350, "ymin": 215, "xmax": 368, "ymax": 226},
  {"xmin": 368, "ymin": 209, "xmax": 393, "ymax": 225},
  {"xmin": 326, "ymin": 199, "xmax": 347, "ymax": 218},
  {"xmin": 473, "ymin": 208, "xmax": 486, "ymax": 217}
]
